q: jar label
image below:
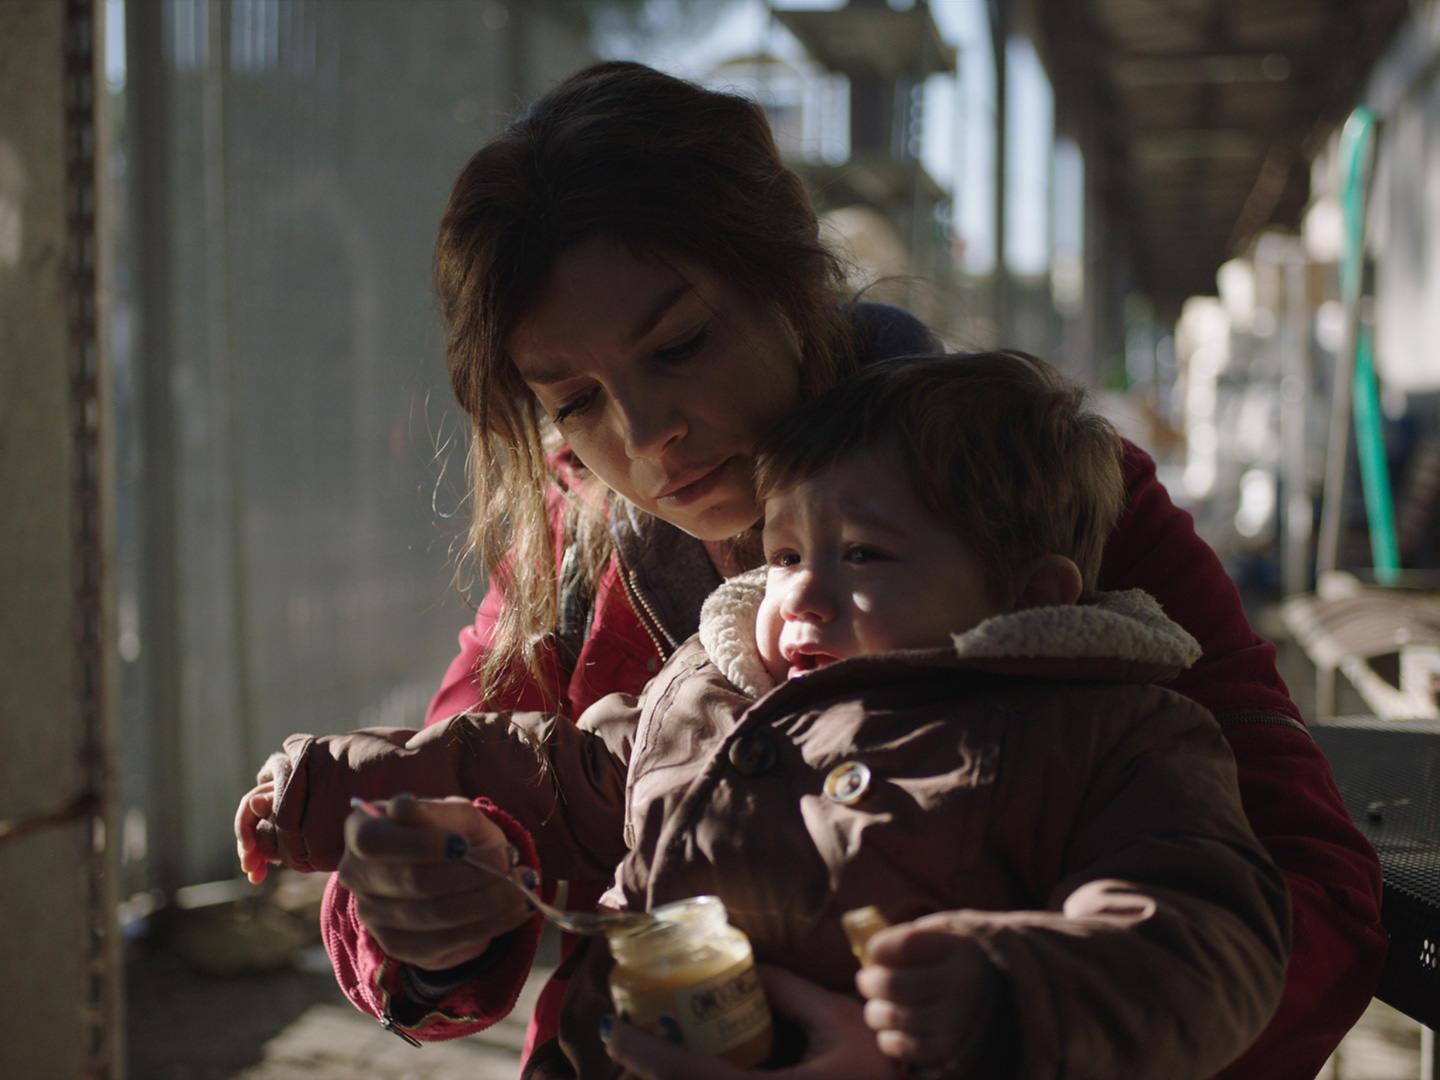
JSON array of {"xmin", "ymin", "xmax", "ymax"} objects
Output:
[{"xmin": 611, "ymin": 956, "xmax": 772, "ymax": 1059}]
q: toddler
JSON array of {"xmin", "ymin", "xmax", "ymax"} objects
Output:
[{"xmin": 238, "ymin": 353, "xmax": 1289, "ymax": 1080}]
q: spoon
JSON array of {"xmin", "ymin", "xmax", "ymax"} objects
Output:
[{"xmin": 350, "ymin": 797, "xmax": 653, "ymax": 937}]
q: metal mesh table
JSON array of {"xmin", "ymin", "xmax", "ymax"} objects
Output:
[{"xmin": 1312, "ymin": 718, "xmax": 1440, "ymax": 1029}]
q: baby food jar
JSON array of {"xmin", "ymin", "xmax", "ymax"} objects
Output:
[{"xmin": 606, "ymin": 895, "xmax": 773, "ymax": 1067}]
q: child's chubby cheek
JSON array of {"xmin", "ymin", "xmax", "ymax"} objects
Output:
[{"xmin": 754, "ymin": 590, "xmax": 790, "ymax": 684}]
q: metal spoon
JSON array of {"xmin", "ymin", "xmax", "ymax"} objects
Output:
[
  {"xmin": 350, "ymin": 797, "xmax": 652, "ymax": 937},
  {"xmin": 459, "ymin": 848, "xmax": 653, "ymax": 936}
]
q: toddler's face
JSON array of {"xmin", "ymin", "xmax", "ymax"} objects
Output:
[{"xmin": 756, "ymin": 449, "xmax": 1005, "ymax": 683}]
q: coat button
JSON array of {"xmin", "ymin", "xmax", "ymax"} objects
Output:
[
  {"xmin": 824, "ymin": 762, "xmax": 872, "ymax": 806},
  {"xmin": 728, "ymin": 731, "xmax": 777, "ymax": 776}
]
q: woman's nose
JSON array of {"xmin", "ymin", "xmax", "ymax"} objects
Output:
[
  {"xmin": 781, "ymin": 569, "xmax": 836, "ymax": 623},
  {"xmin": 617, "ymin": 390, "xmax": 686, "ymax": 460}
]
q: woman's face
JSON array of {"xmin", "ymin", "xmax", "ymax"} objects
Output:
[{"xmin": 509, "ymin": 237, "xmax": 803, "ymax": 541}]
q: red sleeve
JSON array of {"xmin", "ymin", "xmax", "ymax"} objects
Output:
[
  {"xmin": 1098, "ymin": 442, "xmax": 1298, "ymax": 721},
  {"xmin": 1102, "ymin": 442, "xmax": 1386, "ymax": 1079},
  {"xmin": 320, "ymin": 798, "xmax": 551, "ymax": 1038}
]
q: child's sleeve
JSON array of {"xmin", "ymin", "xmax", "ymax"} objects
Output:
[
  {"xmin": 252, "ymin": 707, "xmax": 634, "ymax": 880},
  {"xmin": 958, "ymin": 698, "xmax": 1291, "ymax": 1080}
]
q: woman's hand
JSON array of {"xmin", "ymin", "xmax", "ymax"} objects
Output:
[
  {"xmin": 336, "ymin": 794, "xmax": 536, "ymax": 970},
  {"xmin": 601, "ymin": 965, "xmax": 894, "ymax": 1080},
  {"xmin": 854, "ymin": 914, "xmax": 1001, "ymax": 1071}
]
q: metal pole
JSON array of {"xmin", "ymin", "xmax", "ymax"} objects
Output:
[
  {"xmin": 1280, "ymin": 239, "xmax": 1312, "ymax": 598},
  {"xmin": 989, "ymin": 0, "xmax": 1008, "ymax": 343},
  {"xmin": 128, "ymin": 0, "xmax": 184, "ymax": 896},
  {"xmin": 69, "ymin": 0, "xmax": 123, "ymax": 1073},
  {"xmin": 203, "ymin": 0, "xmax": 258, "ymax": 785}
]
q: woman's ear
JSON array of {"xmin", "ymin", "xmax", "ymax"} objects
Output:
[{"xmin": 1014, "ymin": 555, "xmax": 1083, "ymax": 609}]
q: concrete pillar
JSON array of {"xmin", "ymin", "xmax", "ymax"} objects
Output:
[{"xmin": 0, "ymin": 1, "xmax": 122, "ymax": 1076}]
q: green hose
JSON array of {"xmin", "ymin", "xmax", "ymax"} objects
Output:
[{"xmin": 1340, "ymin": 106, "xmax": 1400, "ymax": 585}]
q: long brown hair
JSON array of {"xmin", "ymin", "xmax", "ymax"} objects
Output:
[{"xmin": 434, "ymin": 61, "xmax": 854, "ymax": 701}]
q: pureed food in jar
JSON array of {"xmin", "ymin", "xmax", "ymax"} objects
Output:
[{"xmin": 606, "ymin": 895, "xmax": 773, "ymax": 1067}]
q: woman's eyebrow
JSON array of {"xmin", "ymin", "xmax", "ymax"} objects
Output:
[
  {"xmin": 516, "ymin": 361, "xmax": 574, "ymax": 387},
  {"xmin": 515, "ymin": 284, "xmax": 695, "ymax": 386},
  {"xmin": 628, "ymin": 283, "xmax": 691, "ymax": 346}
]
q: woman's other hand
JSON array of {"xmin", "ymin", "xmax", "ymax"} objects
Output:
[
  {"xmin": 336, "ymin": 794, "xmax": 535, "ymax": 970},
  {"xmin": 854, "ymin": 914, "xmax": 1002, "ymax": 1072},
  {"xmin": 601, "ymin": 965, "xmax": 894, "ymax": 1080}
]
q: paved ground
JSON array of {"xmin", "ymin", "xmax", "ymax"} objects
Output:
[
  {"xmin": 226, "ymin": 945, "xmax": 543, "ymax": 1080},
  {"xmin": 126, "ymin": 930, "xmax": 1429, "ymax": 1080},
  {"xmin": 126, "ymin": 930, "xmax": 548, "ymax": 1080}
]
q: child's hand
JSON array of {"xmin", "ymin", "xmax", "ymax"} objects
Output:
[
  {"xmin": 854, "ymin": 913, "xmax": 1003, "ymax": 1072},
  {"xmin": 234, "ymin": 780, "xmax": 277, "ymax": 885},
  {"xmin": 602, "ymin": 965, "xmax": 894, "ymax": 1080}
]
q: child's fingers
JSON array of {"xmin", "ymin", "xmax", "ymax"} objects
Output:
[
  {"xmin": 861, "ymin": 995, "xmax": 953, "ymax": 1039},
  {"xmin": 856, "ymin": 956, "xmax": 955, "ymax": 1006},
  {"xmin": 873, "ymin": 1026, "xmax": 948, "ymax": 1065},
  {"xmin": 234, "ymin": 794, "xmax": 258, "ymax": 844},
  {"xmin": 860, "ymin": 975, "xmax": 987, "ymax": 1068},
  {"xmin": 862, "ymin": 921, "xmax": 976, "ymax": 968},
  {"xmin": 856, "ymin": 925, "xmax": 1000, "ymax": 1071},
  {"xmin": 234, "ymin": 782, "xmax": 276, "ymax": 863},
  {"xmin": 242, "ymin": 855, "xmax": 269, "ymax": 885},
  {"xmin": 857, "ymin": 922, "xmax": 989, "ymax": 1005},
  {"xmin": 233, "ymin": 781, "xmax": 275, "ymax": 844}
]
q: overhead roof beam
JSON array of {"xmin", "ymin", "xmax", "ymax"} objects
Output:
[{"xmin": 1113, "ymin": 53, "xmax": 1293, "ymax": 86}]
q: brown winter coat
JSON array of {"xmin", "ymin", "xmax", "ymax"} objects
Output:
[{"xmin": 258, "ymin": 579, "xmax": 1289, "ymax": 1079}]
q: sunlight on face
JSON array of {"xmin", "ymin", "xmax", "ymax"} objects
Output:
[
  {"xmin": 509, "ymin": 237, "xmax": 802, "ymax": 541},
  {"xmin": 755, "ymin": 448, "xmax": 1007, "ymax": 683}
]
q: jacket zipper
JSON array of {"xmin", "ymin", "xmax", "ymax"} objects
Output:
[
  {"xmin": 619, "ymin": 564, "xmax": 677, "ymax": 661},
  {"xmin": 373, "ymin": 957, "xmax": 474, "ymax": 1046},
  {"xmin": 379, "ymin": 1010, "xmax": 422, "ymax": 1047}
]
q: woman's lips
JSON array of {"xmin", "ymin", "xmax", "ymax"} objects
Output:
[{"xmin": 656, "ymin": 457, "xmax": 734, "ymax": 509}]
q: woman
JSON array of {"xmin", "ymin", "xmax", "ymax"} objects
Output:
[{"xmin": 317, "ymin": 62, "xmax": 1383, "ymax": 1078}]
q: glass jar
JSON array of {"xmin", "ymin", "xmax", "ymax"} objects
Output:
[{"xmin": 607, "ymin": 895, "xmax": 773, "ymax": 1067}]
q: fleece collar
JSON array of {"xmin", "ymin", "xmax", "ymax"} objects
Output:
[{"xmin": 698, "ymin": 568, "xmax": 1200, "ymax": 700}]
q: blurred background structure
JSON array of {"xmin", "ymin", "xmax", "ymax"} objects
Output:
[{"xmin": 3, "ymin": 0, "xmax": 1440, "ymax": 1076}]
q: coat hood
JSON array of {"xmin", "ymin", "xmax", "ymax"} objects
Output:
[{"xmin": 698, "ymin": 567, "xmax": 1201, "ymax": 699}]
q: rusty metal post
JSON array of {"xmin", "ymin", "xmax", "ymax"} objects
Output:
[{"xmin": 0, "ymin": 0, "xmax": 122, "ymax": 1075}]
